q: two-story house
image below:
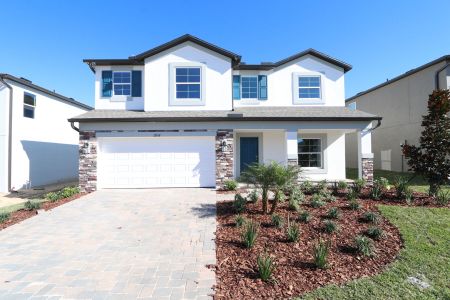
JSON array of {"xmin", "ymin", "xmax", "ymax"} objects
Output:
[{"xmin": 69, "ymin": 34, "xmax": 380, "ymax": 192}]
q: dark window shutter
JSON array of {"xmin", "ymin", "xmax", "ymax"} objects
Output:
[
  {"xmin": 131, "ymin": 71, "xmax": 142, "ymax": 97},
  {"xmin": 232, "ymin": 75, "xmax": 241, "ymax": 100},
  {"xmin": 258, "ymin": 75, "xmax": 268, "ymax": 100},
  {"xmin": 102, "ymin": 71, "xmax": 113, "ymax": 97}
]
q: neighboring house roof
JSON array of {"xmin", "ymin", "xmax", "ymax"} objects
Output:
[
  {"xmin": 0, "ymin": 73, "xmax": 92, "ymax": 110},
  {"xmin": 234, "ymin": 48, "xmax": 352, "ymax": 73},
  {"xmin": 83, "ymin": 34, "xmax": 351, "ymax": 73},
  {"xmin": 346, "ymin": 55, "xmax": 450, "ymax": 102},
  {"xmin": 69, "ymin": 106, "xmax": 380, "ymax": 122}
]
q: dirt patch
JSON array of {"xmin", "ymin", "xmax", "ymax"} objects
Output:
[
  {"xmin": 215, "ymin": 197, "xmax": 403, "ymax": 299},
  {"xmin": 0, "ymin": 193, "xmax": 85, "ymax": 231}
]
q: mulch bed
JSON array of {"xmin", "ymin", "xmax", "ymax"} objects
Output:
[
  {"xmin": 215, "ymin": 194, "xmax": 404, "ymax": 299},
  {"xmin": 0, "ymin": 193, "xmax": 85, "ymax": 231}
]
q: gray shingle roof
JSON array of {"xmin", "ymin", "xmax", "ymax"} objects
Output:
[{"xmin": 69, "ymin": 106, "xmax": 380, "ymax": 122}]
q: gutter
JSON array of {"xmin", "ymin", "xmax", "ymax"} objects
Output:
[
  {"xmin": 435, "ymin": 61, "xmax": 450, "ymax": 89},
  {"xmin": 70, "ymin": 121, "xmax": 80, "ymax": 132},
  {"xmin": 0, "ymin": 76, "xmax": 13, "ymax": 192},
  {"xmin": 367, "ymin": 118, "xmax": 382, "ymax": 132}
]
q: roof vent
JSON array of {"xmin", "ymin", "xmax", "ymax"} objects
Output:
[{"xmin": 20, "ymin": 77, "xmax": 32, "ymax": 83}]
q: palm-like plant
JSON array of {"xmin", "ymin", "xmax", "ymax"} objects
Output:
[{"xmin": 239, "ymin": 162, "xmax": 299, "ymax": 214}]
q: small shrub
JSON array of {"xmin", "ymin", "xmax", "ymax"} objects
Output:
[
  {"xmin": 271, "ymin": 214, "xmax": 284, "ymax": 228},
  {"xmin": 257, "ymin": 251, "xmax": 275, "ymax": 282},
  {"xmin": 337, "ymin": 180, "xmax": 348, "ymax": 191},
  {"xmin": 223, "ymin": 180, "xmax": 238, "ymax": 191},
  {"xmin": 248, "ymin": 189, "xmax": 259, "ymax": 203},
  {"xmin": 275, "ymin": 189, "xmax": 286, "ymax": 203},
  {"xmin": 310, "ymin": 194, "xmax": 326, "ymax": 208},
  {"xmin": 286, "ymin": 217, "xmax": 300, "ymax": 242},
  {"xmin": 233, "ymin": 193, "xmax": 247, "ymax": 213},
  {"xmin": 347, "ymin": 188, "xmax": 358, "ymax": 201},
  {"xmin": 0, "ymin": 212, "xmax": 10, "ymax": 223},
  {"xmin": 316, "ymin": 180, "xmax": 328, "ymax": 193},
  {"xmin": 353, "ymin": 179, "xmax": 366, "ymax": 194},
  {"xmin": 377, "ymin": 177, "xmax": 390, "ymax": 189},
  {"xmin": 298, "ymin": 210, "xmax": 311, "ymax": 223},
  {"xmin": 404, "ymin": 187, "xmax": 414, "ymax": 205},
  {"xmin": 394, "ymin": 177, "xmax": 409, "ymax": 199},
  {"xmin": 323, "ymin": 220, "xmax": 338, "ymax": 233},
  {"xmin": 288, "ymin": 198, "xmax": 300, "ymax": 212},
  {"xmin": 241, "ymin": 220, "xmax": 259, "ymax": 248},
  {"xmin": 313, "ymin": 239, "xmax": 330, "ymax": 269},
  {"xmin": 327, "ymin": 207, "xmax": 340, "ymax": 219},
  {"xmin": 355, "ymin": 235, "xmax": 375, "ymax": 257},
  {"xmin": 290, "ymin": 187, "xmax": 305, "ymax": 203},
  {"xmin": 370, "ymin": 179, "xmax": 385, "ymax": 200},
  {"xmin": 235, "ymin": 215, "xmax": 247, "ymax": 227},
  {"xmin": 300, "ymin": 180, "xmax": 314, "ymax": 194},
  {"xmin": 366, "ymin": 226, "xmax": 385, "ymax": 240},
  {"xmin": 45, "ymin": 192, "xmax": 59, "ymax": 202},
  {"xmin": 59, "ymin": 186, "xmax": 80, "ymax": 199},
  {"xmin": 362, "ymin": 211, "xmax": 380, "ymax": 224},
  {"xmin": 349, "ymin": 199, "xmax": 361, "ymax": 210},
  {"xmin": 436, "ymin": 190, "xmax": 450, "ymax": 206},
  {"xmin": 24, "ymin": 200, "xmax": 41, "ymax": 211}
]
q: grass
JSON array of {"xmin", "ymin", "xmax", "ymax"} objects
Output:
[
  {"xmin": 299, "ymin": 205, "xmax": 450, "ymax": 299},
  {"xmin": 346, "ymin": 168, "xmax": 450, "ymax": 194},
  {"xmin": 0, "ymin": 199, "xmax": 47, "ymax": 215}
]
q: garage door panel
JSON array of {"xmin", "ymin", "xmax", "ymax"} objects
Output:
[{"xmin": 98, "ymin": 136, "xmax": 215, "ymax": 188}]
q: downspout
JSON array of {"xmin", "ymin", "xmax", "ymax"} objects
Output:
[
  {"xmin": 367, "ymin": 119, "xmax": 382, "ymax": 132},
  {"xmin": 70, "ymin": 121, "xmax": 80, "ymax": 132},
  {"xmin": 435, "ymin": 61, "xmax": 450, "ymax": 90},
  {"xmin": 0, "ymin": 76, "xmax": 13, "ymax": 192}
]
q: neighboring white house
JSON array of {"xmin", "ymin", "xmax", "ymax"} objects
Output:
[
  {"xmin": 0, "ymin": 74, "xmax": 92, "ymax": 193},
  {"xmin": 346, "ymin": 55, "xmax": 450, "ymax": 172},
  {"xmin": 71, "ymin": 34, "xmax": 380, "ymax": 192}
]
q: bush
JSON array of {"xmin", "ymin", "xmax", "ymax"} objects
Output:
[
  {"xmin": 370, "ymin": 179, "xmax": 385, "ymax": 200},
  {"xmin": 313, "ymin": 239, "xmax": 330, "ymax": 269},
  {"xmin": 327, "ymin": 207, "xmax": 340, "ymax": 219},
  {"xmin": 362, "ymin": 211, "xmax": 380, "ymax": 224},
  {"xmin": 436, "ymin": 190, "xmax": 450, "ymax": 206},
  {"xmin": 290, "ymin": 187, "xmax": 305, "ymax": 203},
  {"xmin": 241, "ymin": 220, "xmax": 259, "ymax": 248},
  {"xmin": 404, "ymin": 187, "xmax": 414, "ymax": 205},
  {"xmin": 298, "ymin": 210, "xmax": 311, "ymax": 223},
  {"xmin": 366, "ymin": 226, "xmax": 385, "ymax": 240},
  {"xmin": 45, "ymin": 186, "xmax": 80, "ymax": 202},
  {"xmin": 257, "ymin": 251, "xmax": 275, "ymax": 282},
  {"xmin": 353, "ymin": 179, "xmax": 366, "ymax": 194},
  {"xmin": 223, "ymin": 180, "xmax": 238, "ymax": 191},
  {"xmin": 323, "ymin": 220, "xmax": 338, "ymax": 233},
  {"xmin": 347, "ymin": 188, "xmax": 358, "ymax": 201},
  {"xmin": 233, "ymin": 194, "xmax": 247, "ymax": 213},
  {"xmin": 316, "ymin": 180, "xmax": 328, "ymax": 193},
  {"xmin": 337, "ymin": 180, "xmax": 348, "ymax": 191},
  {"xmin": 300, "ymin": 180, "xmax": 314, "ymax": 194},
  {"xmin": 45, "ymin": 192, "xmax": 59, "ymax": 202},
  {"xmin": 248, "ymin": 189, "xmax": 259, "ymax": 203},
  {"xmin": 288, "ymin": 197, "xmax": 300, "ymax": 212},
  {"xmin": 310, "ymin": 194, "xmax": 326, "ymax": 208},
  {"xmin": 235, "ymin": 215, "xmax": 247, "ymax": 227},
  {"xmin": 286, "ymin": 220, "xmax": 300, "ymax": 242},
  {"xmin": 271, "ymin": 214, "xmax": 284, "ymax": 228},
  {"xmin": 0, "ymin": 212, "xmax": 10, "ymax": 223},
  {"xmin": 394, "ymin": 177, "xmax": 409, "ymax": 199},
  {"xmin": 355, "ymin": 235, "xmax": 375, "ymax": 257},
  {"xmin": 349, "ymin": 199, "xmax": 361, "ymax": 210},
  {"xmin": 24, "ymin": 200, "xmax": 41, "ymax": 211},
  {"xmin": 320, "ymin": 189, "xmax": 336, "ymax": 202}
]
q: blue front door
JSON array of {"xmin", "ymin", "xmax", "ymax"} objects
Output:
[{"xmin": 240, "ymin": 137, "xmax": 259, "ymax": 173}]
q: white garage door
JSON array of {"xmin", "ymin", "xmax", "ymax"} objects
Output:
[{"xmin": 98, "ymin": 136, "xmax": 216, "ymax": 188}]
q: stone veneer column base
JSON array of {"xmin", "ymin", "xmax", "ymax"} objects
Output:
[
  {"xmin": 362, "ymin": 157, "xmax": 374, "ymax": 184},
  {"xmin": 79, "ymin": 131, "xmax": 97, "ymax": 193},
  {"xmin": 215, "ymin": 129, "xmax": 234, "ymax": 190}
]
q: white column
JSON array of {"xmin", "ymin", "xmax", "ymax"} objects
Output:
[
  {"xmin": 286, "ymin": 130, "xmax": 298, "ymax": 166},
  {"xmin": 357, "ymin": 123, "xmax": 374, "ymax": 180}
]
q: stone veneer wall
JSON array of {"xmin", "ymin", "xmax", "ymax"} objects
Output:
[
  {"xmin": 362, "ymin": 157, "xmax": 374, "ymax": 184},
  {"xmin": 215, "ymin": 129, "xmax": 234, "ymax": 189},
  {"xmin": 79, "ymin": 131, "xmax": 97, "ymax": 193}
]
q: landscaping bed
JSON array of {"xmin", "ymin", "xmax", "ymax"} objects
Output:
[{"xmin": 215, "ymin": 196, "xmax": 403, "ymax": 299}]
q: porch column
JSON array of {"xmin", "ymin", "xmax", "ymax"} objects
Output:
[
  {"xmin": 79, "ymin": 131, "xmax": 97, "ymax": 193},
  {"xmin": 216, "ymin": 129, "xmax": 234, "ymax": 190},
  {"xmin": 357, "ymin": 124, "xmax": 374, "ymax": 183},
  {"xmin": 286, "ymin": 130, "xmax": 298, "ymax": 166}
]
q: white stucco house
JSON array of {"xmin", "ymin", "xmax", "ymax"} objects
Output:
[
  {"xmin": 0, "ymin": 74, "xmax": 92, "ymax": 193},
  {"xmin": 70, "ymin": 34, "xmax": 380, "ymax": 192},
  {"xmin": 346, "ymin": 55, "xmax": 450, "ymax": 172}
]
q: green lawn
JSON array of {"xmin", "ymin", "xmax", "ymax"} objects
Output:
[
  {"xmin": 346, "ymin": 168, "xmax": 450, "ymax": 194},
  {"xmin": 0, "ymin": 199, "xmax": 46, "ymax": 214},
  {"xmin": 299, "ymin": 205, "xmax": 450, "ymax": 299}
]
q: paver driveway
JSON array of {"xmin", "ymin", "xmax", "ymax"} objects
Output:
[{"xmin": 0, "ymin": 189, "xmax": 217, "ymax": 299}]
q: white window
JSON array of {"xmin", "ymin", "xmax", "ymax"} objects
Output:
[
  {"xmin": 23, "ymin": 92, "xmax": 36, "ymax": 119},
  {"xmin": 175, "ymin": 67, "xmax": 201, "ymax": 99},
  {"xmin": 113, "ymin": 72, "xmax": 131, "ymax": 96},
  {"xmin": 298, "ymin": 138, "xmax": 322, "ymax": 168},
  {"xmin": 292, "ymin": 73, "xmax": 324, "ymax": 104},
  {"xmin": 241, "ymin": 76, "xmax": 258, "ymax": 99}
]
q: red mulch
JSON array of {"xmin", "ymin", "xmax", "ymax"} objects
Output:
[
  {"xmin": 0, "ymin": 193, "xmax": 85, "ymax": 231},
  {"xmin": 215, "ymin": 194, "xmax": 404, "ymax": 299}
]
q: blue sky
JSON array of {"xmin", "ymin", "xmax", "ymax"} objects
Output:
[{"xmin": 1, "ymin": 0, "xmax": 449, "ymax": 107}]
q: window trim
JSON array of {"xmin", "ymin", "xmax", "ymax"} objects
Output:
[
  {"xmin": 112, "ymin": 71, "xmax": 132, "ymax": 96},
  {"xmin": 169, "ymin": 62, "xmax": 206, "ymax": 106},
  {"xmin": 240, "ymin": 76, "xmax": 258, "ymax": 100},
  {"xmin": 292, "ymin": 72, "xmax": 325, "ymax": 105},
  {"xmin": 297, "ymin": 133, "xmax": 327, "ymax": 174},
  {"xmin": 23, "ymin": 92, "xmax": 36, "ymax": 119}
]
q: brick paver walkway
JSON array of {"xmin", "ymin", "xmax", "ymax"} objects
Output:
[{"xmin": 0, "ymin": 189, "xmax": 217, "ymax": 299}]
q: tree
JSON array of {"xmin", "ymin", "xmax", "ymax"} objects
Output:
[
  {"xmin": 402, "ymin": 89, "xmax": 450, "ymax": 196},
  {"xmin": 239, "ymin": 161, "xmax": 299, "ymax": 214}
]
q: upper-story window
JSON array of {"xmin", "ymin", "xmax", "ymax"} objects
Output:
[
  {"xmin": 241, "ymin": 76, "xmax": 258, "ymax": 99},
  {"xmin": 292, "ymin": 73, "xmax": 323, "ymax": 104},
  {"xmin": 175, "ymin": 67, "xmax": 201, "ymax": 99},
  {"xmin": 23, "ymin": 92, "xmax": 36, "ymax": 119},
  {"xmin": 113, "ymin": 72, "xmax": 131, "ymax": 96}
]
